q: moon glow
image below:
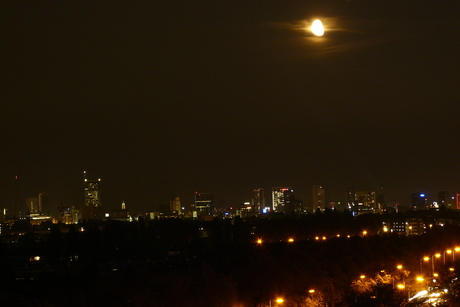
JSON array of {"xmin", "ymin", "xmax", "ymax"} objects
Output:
[{"xmin": 311, "ymin": 19, "xmax": 324, "ymax": 36}]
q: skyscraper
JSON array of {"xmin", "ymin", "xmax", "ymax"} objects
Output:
[
  {"xmin": 272, "ymin": 187, "xmax": 294, "ymax": 213},
  {"xmin": 412, "ymin": 193, "xmax": 427, "ymax": 210},
  {"xmin": 82, "ymin": 177, "xmax": 102, "ymax": 221},
  {"xmin": 312, "ymin": 185, "xmax": 325, "ymax": 211},
  {"xmin": 194, "ymin": 192, "xmax": 214, "ymax": 216},
  {"xmin": 170, "ymin": 196, "xmax": 181, "ymax": 214},
  {"xmin": 252, "ymin": 188, "xmax": 265, "ymax": 214},
  {"xmin": 347, "ymin": 186, "xmax": 356, "ymax": 210}
]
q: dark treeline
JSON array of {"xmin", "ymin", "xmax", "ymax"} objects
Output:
[{"xmin": 1, "ymin": 211, "xmax": 460, "ymax": 306}]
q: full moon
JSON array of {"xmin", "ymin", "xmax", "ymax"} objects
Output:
[{"xmin": 311, "ymin": 19, "xmax": 324, "ymax": 36}]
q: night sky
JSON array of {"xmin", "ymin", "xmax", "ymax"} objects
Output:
[{"xmin": 2, "ymin": 0, "xmax": 460, "ymax": 213}]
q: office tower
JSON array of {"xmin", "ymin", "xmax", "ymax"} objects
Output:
[
  {"xmin": 82, "ymin": 177, "xmax": 102, "ymax": 221},
  {"xmin": 346, "ymin": 186, "xmax": 356, "ymax": 210},
  {"xmin": 252, "ymin": 188, "xmax": 265, "ymax": 214},
  {"xmin": 438, "ymin": 191, "xmax": 448, "ymax": 208},
  {"xmin": 84, "ymin": 179, "xmax": 102, "ymax": 207},
  {"xmin": 26, "ymin": 197, "xmax": 39, "ymax": 214},
  {"xmin": 356, "ymin": 191, "xmax": 376, "ymax": 213},
  {"xmin": 38, "ymin": 192, "xmax": 49, "ymax": 215},
  {"xmin": 272, "ymin": 187, "xmax": 294, "ymax": 213},
  {"xmin": 411, "ymin": 193, "xmax": 427, "ymax": 210},
  {"xmin": 170, "ymin": 196, "xmax": 181, "ymax": 214},
  {"xmin": 194, "ymin": 192, "xmax": 214, "ymax": 216},
  {"xmin": 312, "ymin": 185, "xmax": 325, "ymax": 211}
]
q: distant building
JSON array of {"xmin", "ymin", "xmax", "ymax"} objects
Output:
[
  {"xmin": 347, "ymin": 186, "xmax": 356, "ymax": 211},
  {"xmin": 194, "ymin": 192, "xmax": 214, "ymax": 216},
  {"xmin": 110, "ymin": 201, "xmax": 130, "ymax": 222},
  {"xmin": 82, "ymin": 178, "xmax": 103, "ymax": 221},
  {"xmin": 252, "ymin": 188, "xmax": 265, "ymax": 215},
  {"xmin": 438, "ymin": 191, "xmax": 449, "ymax": 208},
  {"xmin": 312, "ymin": 185, "xmax": 325, "ymax": 211},
  {"xmin": 26, "ymin": 197, "xmax": 39, "ymax": 214},
  {"xmin": 57, "ymin": 203, "xmax": 80, "ymax": 224},
  {"xmin": 170, "ymin": 196, "xmax": 181, "ymax": 215},
  {"xmin": 412, "ymin": 193, "xmax": 427, "ymax": 210},
  {"xmin": 272, "ymin": 187, "xmax": 294, "ymax": 213},
  {"xmin": 356, "ymin": 191, "xmax": 376, "ymax": 214}
]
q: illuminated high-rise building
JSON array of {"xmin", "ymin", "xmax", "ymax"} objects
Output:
[
  {"xmin": 412, "ymin": 193, "xmax": 427, "ymax": 210},
  {"xmin": 170, "ymin": 196, "xmax": 181, "ymax": 214},
  {"xmin": 272, "ymin": 187, "xmax": 294, "ymax": 213},
  {"xmin": 84, "ymin": 178, "xmax": 102, "ymax": 207},
  {"xmin": 82, "ymin": 176, "xmax": 103, "ymax": 221},
  {"xmin": 252, "ymin": 188, "xmax": 265, "ymax": 214},
  {"xmin": 26, "ymin": 197, "xmax": 39, "ymax": 214},
  {"xmin": 194, "ymin": 192, "xmax": 214, "ymax": 216},
  {"xmin": 312, "ymin": 185, "xmax": 325, "ymax": 211},
  {"xmin": 356, "ymin": 191, "xmax": 376, "ymax": 214},
  {"xmin": 347, "ymin": 186, "xmax": 356, "ymax": 210}
]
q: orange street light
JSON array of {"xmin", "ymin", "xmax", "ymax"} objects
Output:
[
  {"xmin": 275, "ymin": 298, "xmax": 284, "ymax": 304},
  {"xmin": 288, "ymin": 238, "xmax": 294, "ymax": 243},
  {"xmin": 397, "ymin": 265, "xmax": 403, "ymax": 270},
  {"xmin": 257, "ymin": 239, "xmax": 262, "ymax": 244},
  {"xmin": 397, "ymin": 284, "xmax": 405, "ymax": 290},
  {"xmin": 308, "ymin": 289, "xmax": 315, "ymax": 293}
]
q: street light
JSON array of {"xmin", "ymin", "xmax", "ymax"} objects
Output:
[{"xmin": 269, "ymin": 298, "xmax": 284, "ymax": 306}]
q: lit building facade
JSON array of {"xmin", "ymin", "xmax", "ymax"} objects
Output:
[
  {"xmin": 412, "ymin": 193, "xmax": 427, "ymax": 210},
  {"xmin": 82, "ymin": 178, "xmax": 103, "ymax": 221},
  {"xmin": 252, "ymin": 188, "xmax": 265, "ymax": 214},
  {"xmin": 272, "ymin": 187, "xmax": 294, "ymax": 213},
  {"xmin": 356, "ymin": 191, "xmax": 376, "ymax": 214},
  {"xmin": 170, "ymin": 196, "xmax": 181, "ymax": 215},
  {"xmin": 194, "ymin": 192, "xmax": 214, "ymax": 216},
  {"xmin": 312, "ymin": 185, "xmax": 325, "ymax": 211}
]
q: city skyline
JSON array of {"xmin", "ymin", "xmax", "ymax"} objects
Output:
[
  {"xmin": 2, "ymin": 0, "xmax": 459, "ymax": 214},
  {"xmin": 4, "ymin": 173, "xmax": 459, "ymax": 218}
]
